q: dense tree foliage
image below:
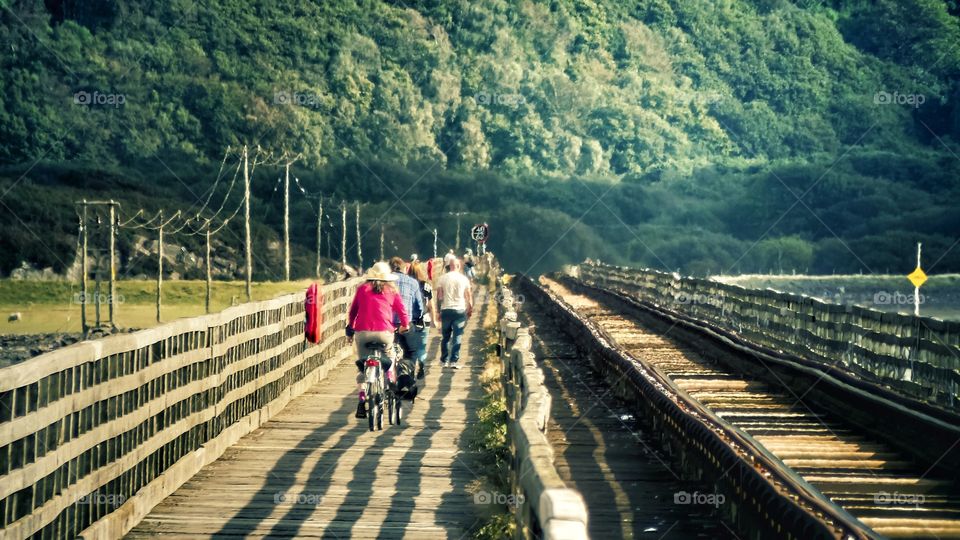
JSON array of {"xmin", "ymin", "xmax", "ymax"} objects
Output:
[{"xmin": 1, "ymin": 0, "xmax": 958, "ymax": 276}]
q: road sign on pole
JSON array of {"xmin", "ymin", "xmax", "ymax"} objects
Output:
[
  {"xmin": 470, "ymin": 223, "xmax": 489, "ymax": 244},
  {"xmin": 907, "ymin": 243, "xmax": 926, "ymax": 316}
]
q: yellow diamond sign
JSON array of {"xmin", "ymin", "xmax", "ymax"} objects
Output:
[{"xmin": 907, "ymin": 267, "xmax": 928, "ymax": 288}]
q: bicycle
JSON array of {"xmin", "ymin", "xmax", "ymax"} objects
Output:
[
  {"xmin": 361, "ymin": 342, "xmax": 390, "ymax": 431},
  {"xmin": 386, "ymin": 340, "xmax": 405, "ymax": 427},
  {"xmin": 360, "ymin": 340, "xmax": 404, "ymax": 431}
]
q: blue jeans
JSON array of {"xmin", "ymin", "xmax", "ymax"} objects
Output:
[
  {"xmin": 398, "ymin": 326, "xmax": 429, "ymax": 366},
  {"xmin": 440, "ymin": 309, "xmax": 467, "ymax": 364}
]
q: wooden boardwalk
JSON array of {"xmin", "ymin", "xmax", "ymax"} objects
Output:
[{"xmin": 127, "ymin": 302, "xmax": 490, "ymax": 539}]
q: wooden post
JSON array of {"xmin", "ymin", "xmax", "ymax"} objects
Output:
[
  {"xmin": 80, "ymin": 201, "xmax": 88, "ymax": 337},
  {"xmin": 455, "ymin": 212, "xmax": 461, "ymax": 252},
  {"xmin": 315, "ymin": 195, "xmax": 323, "ymax": 278},
  {"xmin": 243, "ymin": 145, "xmax": 252, "ymax": 301},
  {"xmin": 94, "ymin": 222, "xmax": 102, "ymax": 329},
  {"xmin": 283, "ymin": 162, "xmax": 290, "ymax": 282},
  {"xmin": 355, "ymin": 201, "xmax": 362, "ymax": 270},
  {"xmin": 341, "ymin": 202, "xmax": 347, "ymax": 271},
  {"xmin": 205, "ymin": 225, "xmax": 212, "ymax": 314},
  {"xmin": 380, "ymin": 224, "xmax": 385, "ymax": 261},
  {"xmin": 108, "ymin": 201, "xmax": 117, "ymax": 329},
  {"xmin": 156, "ymin": 211, "xmax": 163, "ymax": 323}
]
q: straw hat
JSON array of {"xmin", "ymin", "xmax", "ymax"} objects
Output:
[{"xmin": 364, "ymin": 261, "xmax": 397, "ymax": 282}]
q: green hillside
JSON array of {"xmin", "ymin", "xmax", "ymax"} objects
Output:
[{"xmin": 1, "ymin": 0, "xmax": 959, "ymax": 276}]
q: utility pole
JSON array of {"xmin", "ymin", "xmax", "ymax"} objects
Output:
[
  {"xmin": 80, "ymin": 202, "xmax": 88, "ymax": 337},
  {"xmin": 341, "ymin": 201, "xmax": 347, "ymax": 271},
  {"xmin": 449, "ymin": 211, "xmax": 467, "ymax": 252},
  {"xmin": 283, "ymin": 162, "xmax": 291, "ymax": 281},
  {"xmin": 315, "ymin": 195, "xmax": 323, "ymax": 278},
  {"xmin": 243, "ymin": 145, "xmax": 252, "ymax": 301},
  {"xmin": 356, "ymin": 201, "xmax": 363, "ymax": 270},
  {"xmin": 205, "ymin": 225, "xmax": 212, "ymax": 314},
  {"xmin": 156, "ymin": 210, "xmax": 163, "ymax": 323},
  {"xmin": 76, "ymin": 200, "xmax": 123, "ymax": 331},
  {"xmin": 108, "ymin": 200, "xmax": 117, "ymax": 329},
  {"xmin": 380, "ymin": 224, "xmax": 385, "ymax": 261}
]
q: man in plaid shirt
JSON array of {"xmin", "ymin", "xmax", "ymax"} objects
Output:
[{"xmin": 390, "ymin": 257, "xmax": 425, "ymax": 370}]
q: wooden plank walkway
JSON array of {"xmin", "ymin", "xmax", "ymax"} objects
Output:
[{"xmin": 127, "ymin": 300, "xmax": 491, "ymax": 539}]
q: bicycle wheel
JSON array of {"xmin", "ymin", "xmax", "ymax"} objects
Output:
[
  {"xmin": 387, "ymin": 391, "xmax": 395, "ymax": 425},
  {"xmin": 395, "ymin": 398, "xmax": 403, "ymax": 426},
  {"xmin": 365, "ymin": 382, "xmax": 375, "ymax": 431},
  {"xmin": 375, "ymin": 392, "xmax": 383, "ymax": 430}
]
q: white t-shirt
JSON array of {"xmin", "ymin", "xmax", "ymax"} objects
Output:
[{"xmin": 437, "ymin": 271, "xmax": 471, "ymax": 311}]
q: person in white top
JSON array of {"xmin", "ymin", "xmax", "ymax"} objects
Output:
[{"xmin": 435, "ymin": 258, "xmax": 473, "ymax": 369}]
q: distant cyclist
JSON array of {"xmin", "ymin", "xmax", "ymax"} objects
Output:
[{"xmin": 346, "ymin": 261, "xmax": 409, "ymax": 417}]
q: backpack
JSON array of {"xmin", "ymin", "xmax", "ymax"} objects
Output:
[
  {"xmin": 394, "ymin": 358, "xmax": 418, "ymax": 401},
  {"xmin": 305, "ymin": 283, "xmax": 323, "ymax": 344}
]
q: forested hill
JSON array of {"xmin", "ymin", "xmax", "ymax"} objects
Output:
[{"xmin": 1, "ymin": 0, "xmax": 960, "ymax": 277}]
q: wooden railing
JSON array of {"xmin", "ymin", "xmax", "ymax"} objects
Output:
[
  {"xmin": 497, "ymin": 282, "xmax": 589, "ymax": 539},
  {"xmin": 579, "ymin": 261, "xmax": 960, "ymax": 408},
  {"xmin": 0, "ymin": 278, "xmax": 361, "ymax": 539}
]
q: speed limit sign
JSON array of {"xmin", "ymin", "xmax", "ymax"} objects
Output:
[{"xmin": 470, "ymin": 223, "xmax": 489, "ymax": 243}]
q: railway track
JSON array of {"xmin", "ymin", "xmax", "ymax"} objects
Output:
[
  {"xmin": 532, "ymin": 275, "xmax": 960, "ymax": 539},
  {"xmin": 516, "ymin": 289, "xmax": 738, "ymax": 539}
]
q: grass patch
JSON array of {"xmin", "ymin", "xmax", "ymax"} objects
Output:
[
  {"xmin": 0, "ymin": 279, "xmax": 320, "ymax": 334},
  {"xmin": 467, "ymin": 280, "xmax": 516, "ymax": 540}
]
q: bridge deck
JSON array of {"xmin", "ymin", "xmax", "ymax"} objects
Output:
[{"xmin": 127, "ymin": 303, "xmax": 490, "ymax": 539}]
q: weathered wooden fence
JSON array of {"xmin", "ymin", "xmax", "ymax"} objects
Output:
[
  {"xmin": 579, "ymin": 261, "xmax": 960, "ymax": 408},
  {"xmin": 498, "ymin": 281, "xmax": 589, "ymax": 540},
  {"xmin": 0, "ymin": 278, "xmax": 360, "ymax": 539}
]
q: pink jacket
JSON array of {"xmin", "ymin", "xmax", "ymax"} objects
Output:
[{"xmin": 348, "ymin": 282, "xmax": 409, "ymax": 332}]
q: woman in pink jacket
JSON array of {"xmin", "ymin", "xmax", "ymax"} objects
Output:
[{"xmin": 346, "ymin": 262, "xmax": 409, "ymax": 416}]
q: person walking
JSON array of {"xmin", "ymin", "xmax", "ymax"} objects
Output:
[
  {"xmin": 389, "ymin": 257, "xmax": 426, "ymax": 375},
  {"xmin": 463, "ymin": 248, "xmax": 476, "ymax": 281},
  {"xmin": 436, "ymin": 258, "xmax": 473, "ymax": 369},
  {"xmin": 407, "ymin": 259, "xmax": 436, "ymax": 378}
]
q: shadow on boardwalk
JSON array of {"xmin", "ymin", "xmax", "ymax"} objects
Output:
[{"xmin": 127, "ymin": 297, "xmax": 492, "ymax": 539}]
